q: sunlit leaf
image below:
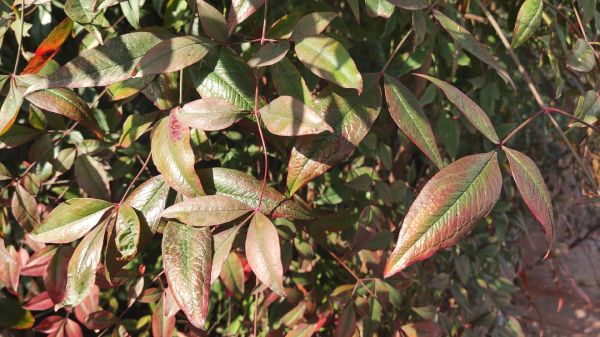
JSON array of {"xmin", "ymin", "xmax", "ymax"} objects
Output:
[
  {"xmin": 0, "ymin": 79, "xmax": 23, "ymax": 136},
  {"xmin": 385, "ymin": 152, "xmax": 502, "ymax": 277},
  {"xmin": 118, "ymin": 112, "xmax": 158, "ymax": 148},
  {"xmin": 227, "ymin": 0, "xmax": 265, "ymax": 34},
  {"xmin": 245, "ymin": 212, "xmax": 285, "ymax": 296},
  {"xmin": 22, "ymin": 18, "xmax": 73, "ymax": 74},
  {"xmin": 365, "ymin": 0, "xmax": 395, "ymax": 18},
  {"xmin": 511, "ymin": 0, "xmax": 543, "ymax": 49},
  {"xmin": 31, "ymin": 198, "xmax": 113, "ymax": 244},
  {"xmin": 151, "ymin": 112, "xmax": 205, "ymax": 197},
  {"xmin": 162, "ymin": 221, "xmax": 211, "ymax": 328},
  {"xmin": 270, "ymin": 57, "xmax": 314, "ymax": 107},
  {"xmin": 387, "ymin": 0, "xmax": 429, "ymax": 10},
  {"xmin": 141, "ymin": 73, "xmax": 178, "ymax": 110},
  {"xmin": 151, "ymin": 293, "xmax": 175, "ymax": 337},
  {"xmin": 177, "ymin": 98, "xmax": 246, "ymax": 131},
  {"xmin": 211, "ymin": 225, "xmax": 242, "ymax": 284},
  {"xmin": 260, "ymin": 96, "xmax": 333, "ymax": 136},
  {"xmin": 134, "ymin": 36, "xmax": 214, "ymax": 77},
  {"xmin": 123, "ymin": 175, "xmax": 170, "ymax": 233},
  {"xmin": 11, "ymin": 184, "xmax": 39, "ymax": 232},
  {"xmin": 219, "ymin": 251, "xmax": 245, "ymax": 294},
  {"xmin": 161, "ymin": 195, "xmax": 251, "ymax": 226},
  {"xmin": 295, "ymin": 36, "xmax": 363, "ymax": 92},
  {"xmin": 291, "ymin": 12, "xmax": 336, "ymax": 40},
  {"xmin": 383, "ymin": 74, "xmax": 444, "ymax": 168},
  {"xmin": 120, "ymin": 0, "xmax": 141, "ymax": 29}
]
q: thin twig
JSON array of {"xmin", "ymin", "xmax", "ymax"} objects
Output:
[
  {"xmin": 545, "ymin": 107, "xmax": 600, "ymax": 134},
  {"xmin": 12, "ymin": 0, "xmax": 25, "ymax": 74},
  {"xmin": 379, "ymin": 28, "xmax": 414, "ymax": 77},
  {"xmin": 500, "ymin": 109, "xmax": 545, "ymax": 145},
  {"xmin": 118, "ymin": 154, "xmax": 152, "ymax": 205}
]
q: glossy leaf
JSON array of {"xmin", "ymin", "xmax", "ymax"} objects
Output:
[
  {"xmin": 291, "ymin": 12, "xmax": 337, "ymax": 40},
  {"xmin": 198, "ymin": 167, "xmax": 311, "ymax": 220},
  {"xmin": 247, "ymin": 42, "xmax": 290, "ymax": 68},
  {"xmin": 161, "ymin": 195, "xmax": 252, "ymax": 226},
  {"xmin": 295, "ymin": 36, "xmax": 363, "ymax": 92},
  {"xmin": 118, "ymin": 112, "xmax": 158, "ymax": 148},
  {"xmin": 112, "ymin": 205, "xmax": 144, "ymax": 261},
  {"xmin": 433, "ymin": 10, "xmax": 514, "ymax": 87},
  {"xmin": 22, "ymin": 18, "xmax": 73, "ymax": 74},
  {"xmin": 120, "ymin": 0, "xmax": 141, "ymax": 29},
  {"xmin": 162, "ymin": 221, "xmax": 212, "ymax": 328},
  {"xmin": 62, "ymin": 221, "xmax": 107, "ymax": 307},
  {"xmin": 108, "ymin": 76, "xmax": 155, "ymax": 101},
  {"xmin": 227, "ymin": 0, "xmax": 265, "ymax": 34},
  {"xmin": 11, "ymin": 183, "xmax": 39, "ymax": 231},
  {"xmin": 287, "ymin": 74, "xmax": 381, "ymax": 195},
  {"xmin": 134, "ymin": 36, "xmax": 214, "ymax": 77},
  {"xmin": 384, "ymin": 152, "xmax": 502, "ymax": 277},
  {"xmin": 75, "ymin": 154, "xmax": 111, "ymax": 200},
  {"xmin": 415, "ymin": 74, "xmax": 499, "ymax": 144},
  {"xmin": 260, "ymin": 96, "xmax": 333, "ymax": 136},
  {"xmin": 383, "ymin": 74, "xmax": 444, "ymax": 168},
  {"xmin": 211, "ymin": 225, "xmax": 242, "ymax": 284},
  {"xmin": 0, "ymin": 79, "xmax": 23, "ymax": 136},
  {"xmin": 177, "ymin": 98, "xmax": 246, "ymax": 131},
  {"xmin": 504, "ymin": 147, "xmax": 554, "ymax": 247},
  {"xmin": 197, "ymin": 0, "xmax": 228, "ymax": 42},
  {"xmin": 270, "ymin": 57, "xmax": 313, "ymax": 107},
  {"xmin": 31, "ymin": 198, "xmax": 113, "ymax": 244},
  {"xmin": 151, "ymin": 112, "xmax": 205, "ymax": 197},
  {"xmin": 511, "ymin": 0, "xmax": 543, "ymax": 49},
  {"xmin": 123, "ymin": 175, "xmax": 170, "ymax": 233},
  {"xmin": 245, "ymin": 212, "xmax": 285, "ymax": 296},
  {"xmin": 29, "ymin": 31, "xmax": 169, "ymax": 91},
  {"xmin": 387, "ymin": 0, "xmax": 429, "ymax": 9}
]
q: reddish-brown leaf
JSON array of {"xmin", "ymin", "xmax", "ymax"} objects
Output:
[
  {"xmin": 44, "ymin": 246, "xmax": 73, "ymax": 304},
  {"xmin": 22, "ymin": 18, "xmax": 73, "ymax": 74},
  {"xmin": 151, "ymin": 293, "xmax": 176, "ymax": 337}
]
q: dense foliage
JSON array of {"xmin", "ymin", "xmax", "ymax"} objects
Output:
[{"xmin": 0, "ymin": 0, "xmax": 598, "ymax": 336}]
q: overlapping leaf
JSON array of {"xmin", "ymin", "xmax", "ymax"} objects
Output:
[
  {"xmin": 227, "ymin": 0, "xmax": 265, "ymax": 34},
  {"xmin": 161, "ymin": 195, "xmax": 252, "ymax": 226},
  {"xmin": 259, "ymin": 96, "xmax": 333, "ymax": 136},
  {"xmin": 22, "ymin": 18, "xmax": 73, "ymax": 74},
  {"xmin": 0, "ymin": 80, "xmax": 23, "ymax": 136},
  {"xmin": 197, "ymin": 0, "xmax": 228, "ymax": 42},
  {"xmin": 211, "ymin": 225, "xmax": 242, "ymax": 284},
  {"xmin": 270, "ymin": 57, "xmax": 314, "ymax": 107},
  {"xmin": 387, "ymin": 0, "xmax": 429, "ymax": 10},
  {"xmin": 162, "ymin": 221, "xmax": 212, "ymax": 328},
  {"xmin": 134, "ymin": 36, "xmax": 214, "ymax": 77},
  {"xmin": 177, "ymin": 98, "xmax": 246, "ymax": 131},
  {"xmin": 291, "ymin": 12, "xmax": 336, "ymax": 40},
  {"xmin": 122, "ymin": 175, "xmax": 170, "ymax": 233},
  {"xmin": 384, "ymin": 152, "xmax": 502, "ymax": 277}
]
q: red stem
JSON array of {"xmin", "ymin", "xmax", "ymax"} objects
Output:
[{"xmin": 254, "ymin": 0, "xmax": 269, "ymax": 212}]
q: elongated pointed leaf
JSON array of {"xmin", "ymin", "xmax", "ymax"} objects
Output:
[
  {"xmin": 220, "ymin": 251, "xmax": 245, "ymax": 294},
  {"xmin": 270, "ymin": 57, "xmax": 313, "ymax": 107},
  {"xmin": 365, "ymin": 0, "xmax": 395, "ymax": 18},
  {"xmin": 334, "ymin": 303, "xmax": 357, "ymax": 337},
  {"xmin": 31, "ymin": 198, "xmax": 113, "ymax": 244},
  {"xmin": 65, "ymin": 0, "xmax": 102, "ymax": 24},
  {"xmin": 247, "ymin": 42, "xmax": 290, "ymax": 68},
  {"xmin": 141, "ymin": 73, "xmax": 178, "ymax": 110},
  {"xmin": 22, "ymin": 18, "xmax": 73, "ymax": 74},
  {"xmin": 118, "ymin": 112, "xmax": 158, "ymax": 148},
  {"xmin": 433, "ymin": 10, "xmax": 514, "ymax": 87},
  {"xmin": 211, "ymin": 225, "xmax": 242, "ymax": 284},
  {"xmin": 245, "ymin": 212, "xmax": 285, "ymax": 296},
  {"xmin": 62, "ymin": 221, "xmax": 107, "ymax": 307},
  {"xmin": 287, "ymin": 74, "xmax": 381, "ymax": 195},
  {"xmin": 44, "ymin": 246, "xmax": 72, "ymax": 304},
  {"xmin": 29, "ymin": 31, "xmax": 169, "ymax": 91},
  {"xmin": 197, "ymin": 0, "xmax": 228, "ymax": 42},
  {"xmin": 387, "ymin": 0, "xmax": 429, "ymax": 10},
  {"xmin": 384, "ymin": 152, "xmax": 502, "ymax": 277},
  {"xmin": 0, "ymin": 80, "xmax": 24, "ymax": 136},
  {"xmin": 415, "ymin": 74, "xmax": 499, "ymax": 144},
  {"xmin": 177, "ymin": 98, "xmax": 246, "ymax": 131},
  {"xmin": 123, "ymin": 175, "xmax": 170, "ymax": 233},
  {"xmin": 113, "ymin": 205, "xmax": 144, "ymax": 261},
  {"xmin": 295, "ymin": 36, "xmax": 363, "ymax": 92},
  {"xmin": 504, "ymin": 147, "xmax": 554, "ymax": 247},
  {"xmin": 120, "ymin": 0, "xmax": 141, "ymax": 29},
  {"xmin": 151, "ymin": 293, "xmax": 175, "ymax": 337},
  {"xmin": 75, "ymin": 154, "xmax": 111, "ymax": 200},
  {"xmin": 151, "ymin": 112, "xmax": 204, "ymax": 197},
  {"xmin": 162, "ymin": 221, "xmax": 212, "ymax": 328},
  {"xmin": 511, "ymin": 0, "xmax": 543, "ymax": 48},
  {"xmin": 383, "ymin": 74, "xmax": 444, "ymax": 168},
  {"xmin": 134, "ymin": 36, "xmax": 214, "ymax": 77},
  {"xmin": 11, "ymin": 184, "xmax": 39, "ymax": 232},
  {"xmin": 161, "ymin": 195, "xmax": 252, "ymax": 226},
  {"xmin": 198, "ymin": 167, "xmax": 311, "ymax": 220},
  {"xmin": 227, "ymin": 0, "xmax": 265, "ymax": 34},
  {"xmin": 291, "ymin": 12, "xmax": 337, "ymax": 40},
  {"xmin": 260, "ymin": 96, "xmax": 332, "ymax": 136}
]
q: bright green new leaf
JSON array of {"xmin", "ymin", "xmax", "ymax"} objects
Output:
[{"xmin": 511, "ymin": 0, "xmax": 543, "ymax": 49}]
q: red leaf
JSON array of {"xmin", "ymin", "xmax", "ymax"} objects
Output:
[
  {"xmin": 152, "ymin": 294, "xmax": 176, "ymax": 337},
  {"xmin": 21, "ymin": 18, "xmax": 73, "ymax": 74},
  {"xmin": 21, "ymin": 245, "xmax": 57, "ymax": 277},
  {"xmin": 24, "ymin": 291, "xmax": 54, "ymax": 311},
  {"xmin": 44, "ymin": 246, "xmax": 73, "ymax": 304},
  {"xmin": 36, "ymin": 315, "xmax": 64, "ymax": 334}
]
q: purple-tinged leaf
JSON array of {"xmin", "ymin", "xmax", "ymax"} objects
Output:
[
  {"xmin": 177, "ymin": 98, "xmax": 246, "ymax": 131},
  {"xmin": 134, "ymin": 36, "xmax": 214, "ymax": 77},
  {"xmin": 151, "ymin": 112, "xmax": 205, "ymax": 197},
  {"xmin": 74, "ymin": 154, "xmax": 111, "ymax": 201},
  {"xmin": 260, "ymin": 96, "xmax": 333, "ymax": 136},
  {"xmin": 220, "ymin": 251, "xmax": 245, "ymax": 294},
  {"xmin": 384, "ymin": 152, "xmax": 502, "ymax": 277},
  {"xmin": 44, "ymin": 246, "xmax": 73, "ymax": 304},
  {"xmin": 334, "ymin": 303, "xmax": 357, "ymax": 337},
  {"xmin": 247, "ymin": 42, "xmax": 290, "ymax": 68},
  {"xmin": 383, "ymin": 74, "xmax": 444, "ymax": 168},
  {"xmin": 211, "ymin": 225, "xmax": 242, "ymax": 284},
  {"xmin": 162, "ymin": 221, "xmax": 212, "ymax": 328},
  {"xmin": 291, "ymin": 12, "xmax": 337, "ymax": 40},
  {"xmin": 161, "ymin": 195, "xmax": 252, "ymax": 226},
  {"xmin": 504, "ymin": 147, "xmax": 554, "ymax": 249},
  {"xmin": 197, "ymin": 0, "xmax": 228, "ymax": 42},
  {"xmin": 415, "ymin": 74, "xmax": 500, "ymax": 144},
  {"xmin": 227, "ymin": 0, "xmax": 265, "ymax": 34},
  {"xmin": 151, "ymin": 293, "xmax": 175, "ymax": 337},
  {"xmin": 245, "ymin": 212, "xmax": 285, "ymax": 296},
  {"xmin": 31, "ymin": 198, "xmax": 113, "ymax": 244}
]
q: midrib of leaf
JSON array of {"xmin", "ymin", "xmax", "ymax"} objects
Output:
[
  {"xmin": 509, "ymin": 151, "xmax": 552, "ymax": 210},
  {"xmin": 408, "ymin": 153, "xmax": 495, "ymax": 250},
  {"xmin": 254, "ymin": 219, "xmax": 279, "ymax": 287},
  {"xmin": 515, "ymin": 0, "xmax": 543, "ymax": 46}
]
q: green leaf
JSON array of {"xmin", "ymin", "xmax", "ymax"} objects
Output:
[
  {"xmin": 433, "ymin": 10, "xmax": 515, "ymax": 88},
  {"xmin": 197, "ymin": 167, "xmax": 311, "ymax": 220},
  {"xmin": 75, "ymin": 154, "xmax": 111, "ymax": 200},
  {"xmin": 287, "ymin": 74, "xmax": 381, "ymax": 195},
  {"xmin": 197, "ymin": 0, "xmax": 228, "ymax": 42},
  {"xmin": 141, "ymin": 73, "xmax": 178, "ymax": 110},
  {"xmin": 511, "ymin": 0, "xmax": 543, "ymax": 49},
  {"xmin": 31, "ymin": 198, "xmax": 113, "ymax": 244},
  {"xmin": 65, "ymin": 0, "xmax": 103, "ymax": 24},
  {"xmin": 291, "ymin": 12, "xmax": 337, "ymax": 40},
  {"xmin": 0, "ymin": 79, "xmax": 23, "ymax": 135},
  {"xmin": 270, "ymin": 57, "xmax": 314, "ymax": 108},
  {"xmin": 177, "ymin": 98, "xmax": 246, "ymax": 131},
  {"xmin": 259, "ymin": 96, "xmax": 333, "ymax": 136},
  {"xmin": 162, "ymin": 221, "xmax": 212, "ymax": 328},
  {"xmin": 384, "ymin": 152, "xmax": 502, "ymax": 277},
  {"xmin": 245, "ymin": 212, "xmax": 285, "ymax": 296},
  {"xmin": 295, "ymin": 36, "xmax": 363, "ymax": 92},
  {"xmin": 365, "ymin": 0, "xmax": 395, "ymax": 18},
  {"xmin": 334, "ymin": 303, "xmax": 357, "ymax": 337},
  {"xmin": 504, "ymin": 147, "xmax": 554, "ymax": 249},
  {"xmin": 566, "ymin": 38, "xmax": 595, "ymax": 73},
  {"xmin": 112, "ymin": 205, "xmax": 144, "ymax": 261},
  {"xmin": 134, "ymin": 36, "xmax": 214, "ymax": 77},
  {"xmin": 11, "ymin": 183, "xmax": 39, "ymax": 232},
  {"xmin": 151, "ymin": 112, "xmax": 205, "ymax": 197},
  {"xmin": 211, "ymin": 224, "xmax": 242, "ymax": 283},
  {"xmin": 387, "ymin": 0, "xmax": 429, "ymax": 10},
  {"xmin": 62, "ymin": 221, "xmax": 107, "ymax": 307},
  {"xmin": 123, "ymin": 175, "xmax": 170, "ymax": 233},
  {"xmin": 29, "ymin": 31, "xmax": 170, "ymax": 90},
  {"xmin": 247, "ymin": 42, "xmax": 290, "ymax": 68},
  {"xmin": 108, "ymin": 76, "xmax": 155, "ymax": 101},
  {"xmin": 383, "ymin": 74, "xmax": 444, "ymax": 168},
  {"xmin": 227, "ymin": 0, "xmax": 265, "ymax": 34},
  {"xmin": 161, "ymin": 195, "xmax": 252, "ymax": 226},
  {"xmin": 118, "ymin": 112, "xmax": 159, "ymax": 148},
  {"xmin": 191, "ymin": 48, "xmax": 257, "ymax": 110},
  {"xmin": 415, "ymin": 74, "xmax": 499, "ymax": 144},
  {"xmin": 120, "ymin": 0, "xmax": 141, "ymax": 29}
]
